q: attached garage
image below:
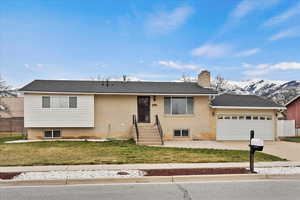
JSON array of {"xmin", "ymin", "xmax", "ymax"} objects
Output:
[
  {"xmin": 216, "ymin": 114, "xmax": 274, "ymax": 140},
  {"xmin": 212, "ymin": 94, "xmax": 286, "ymax": 141}
]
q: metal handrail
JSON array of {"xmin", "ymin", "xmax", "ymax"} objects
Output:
[
  {"xmin": 155, "ymin": 115, "xmax": 164, "ymax": 145},
  {"xmin": 133, "ymin": 115, "xmax": 139, "ymax": 142}
]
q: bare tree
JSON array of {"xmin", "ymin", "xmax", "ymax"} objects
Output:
[
  {"xmin": 181, "ymin": 73, "xmax": 193, "ymax": 82},
  {"xmin": 213, "ymin": 74, "xmax": 228, "ymax": 92},
  {"xmin": 0, "ymin": 76, "xmax": 16, "ymax": 113},
  {"xmin": 90, "ymin": 75, "xmax": 104, "ymax": 81}
]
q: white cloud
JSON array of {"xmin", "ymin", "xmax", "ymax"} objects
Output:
[
  {"xmin": 24, "ymin": 64, "xmax": 30, "ymax": 69},
  {"xmin": 263, "ymin": 1, "xmax": 300, "ymax": 27},
  {"xmin": 235, "ymin": 48, "xmax": 261, "ymax": 57},
  {"xmin": 272, "ymin": 62, "xmax": 300, "ymax": 70},
  {"xmin": 158, "ymin": 60, "xmax": 199, "ymax": 70},
  {"xmin": 243, "ymin": 62, "xmax": 300, "ymax": 76},
  {"xmin": 242, "ymin": 63, "xmax": 252, "ymax": 68},
  {"xmin": 269, "ymin": 27, "xmax": 300, "ymax": 41},
  {"xmin": 133, "ymin": 73, "xmax": 168, "ymax": 79},
  {"xmin": 145, "ymin": 6, "xmax": 194, "ymax": 34},
  {"xmin": 230, "ymin": 0, "xmax": 280, "ymax": 21},
  {"xmin": 191, "ymin": 43, "xmax": 232, "ymax": 58},
  {"xmin": 24, "ymin": 63, "xmax": 44, "ymax": 70}
]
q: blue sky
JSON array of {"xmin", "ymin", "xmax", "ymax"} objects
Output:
[{"xmin": 1, "ymin": 0, "xmax": 300, "ymax": 87}]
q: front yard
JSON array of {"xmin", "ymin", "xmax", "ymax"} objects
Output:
[
  {"xmin": 281, "ymin": 136, "xmax": 300, "ymax": 143},
  {"xmin": 0, "ymin": 137, "xmax": 285, "ymax": 166}
]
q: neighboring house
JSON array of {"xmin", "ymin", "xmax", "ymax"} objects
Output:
[
  {"xmin": 285, "ymin": 95, "xmax": 300, "ymax": 133},
  {"xmin": 0, "ymin": 97, "xmax": 24, "ymax": 136},
  {"xmin": 19, "ymin": 71, "xmax": 285, "ymax": 143}
]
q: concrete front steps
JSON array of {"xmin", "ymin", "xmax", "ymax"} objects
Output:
[{"xmin": 136, "ymin": 124, "xmax": 162, "ymax": 146}]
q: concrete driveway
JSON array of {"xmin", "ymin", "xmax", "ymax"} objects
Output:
[{"xmin": 164, "ymin": 141, "xmax": 300, "ymax": 161}]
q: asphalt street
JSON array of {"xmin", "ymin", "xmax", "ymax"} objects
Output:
[{"xmin": 1, "ymin": 180, "xmax": 300, "ymax": 200}]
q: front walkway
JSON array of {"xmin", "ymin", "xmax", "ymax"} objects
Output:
[{"xmin": 164, "ymin": 141, "xmax": 300, "ymax": 161}]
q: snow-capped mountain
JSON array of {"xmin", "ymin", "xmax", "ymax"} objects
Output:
[
  {"xmin": 220, "ymin": 79, "xmax": 300, "ymax": 105},
  {"xmin": 177, "ymin": 75, "xmax": 299, "ymax": 105}
]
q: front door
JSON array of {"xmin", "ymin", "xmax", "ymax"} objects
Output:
[{"xmin": 137, "ymin": 96, "xmax": 150, "ymax": 123}]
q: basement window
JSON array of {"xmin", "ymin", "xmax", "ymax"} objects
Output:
[
  {"xmin": 44, "ymin": 130, "xmax": 61, "ymax": 138},
  {"xmin": 174, "ymin": 129, "xmax": 189, "ymax": 137}
]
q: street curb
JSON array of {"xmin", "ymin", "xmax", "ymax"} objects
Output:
[
  {"xmin": 1, "ymin": 174, "xmax": 300, "ymax": 186},
  {"xmin": 1, "ymin": 162, "xmax": 300, "ymax": 173}
]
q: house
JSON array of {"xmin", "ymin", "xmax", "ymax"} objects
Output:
[
  {"xmin": 285, "ymin": 95, "xmax": 300, "ymax": 134},
  {"xmin": 0, "ymin": 97, "xmax": 24, "ymax": 136},
  {"xmin": 19, "ymin": 71, "xmax": 285, "ymax": 144}
]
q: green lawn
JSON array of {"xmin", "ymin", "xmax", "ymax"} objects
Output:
[
  {"xmin": 0, "ymin": 137, "xmax": 285, "ymax": 166},
  {"xmin": 281, "ymin": 136, "xmax": 300, "ymax": 143}
]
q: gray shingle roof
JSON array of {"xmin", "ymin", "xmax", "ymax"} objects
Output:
[
  {"xmin": 19, "ymin": 80, "xmax": 217, "ymax": 95},
  {"xmin": 211, "ymin": 94, "xmax": 284, "ymax": 108}
]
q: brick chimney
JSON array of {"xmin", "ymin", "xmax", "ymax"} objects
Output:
[{"xmin": 197, "ymin": 70, "xmax": 211, "ymax": 88}]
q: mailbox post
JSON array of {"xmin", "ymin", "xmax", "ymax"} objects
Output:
[
  {"xmin": 249, "ymin": 131, "xmax": 255, "ymax": 173},
  {"xmin": 249, "ymin": 130, "xmax": 264, "ymax": 173}
]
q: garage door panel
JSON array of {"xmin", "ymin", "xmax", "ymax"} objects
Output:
[{"xmin": 216, "ymin": 117, "xmax": 274, "ymax": 141}]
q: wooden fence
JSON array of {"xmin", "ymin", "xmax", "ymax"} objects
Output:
[{"xmin": 0, "ymin": 117, "xmax": 24, "ymax": 136}]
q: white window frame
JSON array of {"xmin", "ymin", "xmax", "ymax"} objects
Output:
[
  {"xmin": 42, "ymin": 96, "xmax": 78, "ymax": 109},
  {"xmin": 164, "ymin": 97, "xmax": 194, "ymax": 115},
  {"xmin": 44, "ymin": 129, "xmax": 61, "ymax": 138}
]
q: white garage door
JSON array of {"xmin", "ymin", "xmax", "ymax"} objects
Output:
[{"xmin": 216, "ymin": 114, "xmax": 274, "ymax": 141}]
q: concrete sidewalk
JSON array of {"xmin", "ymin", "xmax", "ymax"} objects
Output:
[{"xmin": 1, "ymin": 161, "xmax": 300, "ymax": 173}]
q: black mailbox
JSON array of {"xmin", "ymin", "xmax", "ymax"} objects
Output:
[{"xmin": 250, "ymin": 138, "xmax": 264, "ymax": 151}]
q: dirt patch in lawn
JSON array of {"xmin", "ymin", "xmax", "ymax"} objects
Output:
[
  {"xmin": 143, "ymin": 168, "xmax": 250, "ymax": 176},
  {"xmin": 0, "ymin": 172, "xmax": 21, "ymax": 180}
]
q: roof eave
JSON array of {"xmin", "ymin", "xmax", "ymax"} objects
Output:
[
  {"xmin": 210, "ymin": 106, "xmax": 286, "ymax": 110},
  {"xmin": 21, "ymin": 91, "xmax": 217, "ymax": 96},
  {"xmin": 285, "ymin": 95, "xmax": 300, "ymax": 106}
]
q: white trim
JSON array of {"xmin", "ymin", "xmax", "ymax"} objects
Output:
[
  {"xmin": 23, "ymin": 91, "xmax": 217, "ymax": 96},
  {"xmin": 285, "ymin": 95, "xmax": 300, "ymax": 106},
  {"xmin": 211, "ymin": 106, "xmax": 286, "ymax": 110}
]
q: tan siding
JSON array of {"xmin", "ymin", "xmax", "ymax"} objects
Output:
[
  {"xmin": 152, "ymin": 96, "xmax": 213, "ymax": 140},
  {"xmin": 27, "ymin": 95, "xmax": 214, "ymax": 140}
]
